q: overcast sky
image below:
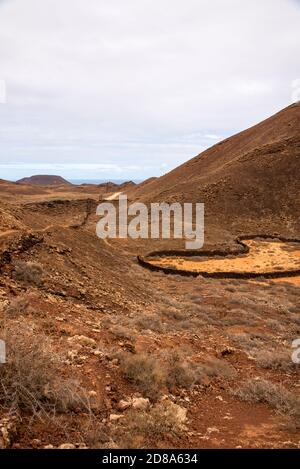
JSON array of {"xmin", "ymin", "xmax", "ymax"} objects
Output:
[{"xmin": 0, "ymin": 0, "xmax": 300, "ymax": 181}]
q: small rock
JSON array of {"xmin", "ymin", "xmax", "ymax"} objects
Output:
[
  {"xmin": 109, "ymin": 414, "xmax": 124, "ymax": 422},
  {"xmin": 220, "ymin": 347, "xmax": 235, "ymax": 357},
  {"xmin": 132, "ymin": 397, "xmax": 150, "ymax": 411},
  {"xmin": 44, "ymin": 444, "xmax": 54, "ymax": 449},
  {"xmin": 159, "ymin": 400, "xmax": 187, "ymax": 426},
  {"xmin": 68, "ymin": 335, "xmax": 96, "ymax": 348},
  {"xmin": 223, "ymin": 415, "xmax": 233, "ymax": 420},
  {"xmin": 67, "ymin": 350, "xmax": 78, "ymax": 360},
  {"xmin": 31, "ymin": 438, "xmax": 41, "ymax": 447},
  {"xmin": 59, "ymin": 443, "xmax": 76, "ymax": 449},
  {"xmin": 207, "ymin": 427, "xmax": 219, "ymax": 434},
  {"xmin": 117, "ymin": 399, "xmax": 132, "ymax": 411},
  {"xmin": 76, "ymin": 443, "xmax": 88, "ymax": 449},
  {"xmin": 0, "ymin": 416, "xmax": 19, "ymax": 449}
]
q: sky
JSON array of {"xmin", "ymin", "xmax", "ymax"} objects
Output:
[{"xmin": 0, "ymin": 0, "xmax": 300, "ymax": 181}]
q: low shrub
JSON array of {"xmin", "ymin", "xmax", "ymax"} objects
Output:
[
  {"xmin": 0, "ymin": 322, "xmax": 90, "ymax": 415},
  {"xmin": 13, "ymin": 261, "xmax": 43, "ymax": 286}
]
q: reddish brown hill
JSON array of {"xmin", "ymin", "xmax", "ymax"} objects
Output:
[
  {"xmin": 17, "ymin": 175, "xmax": 71, "ymax": 186},
  {"xmin": 130, "ymin": 103, "xmax": 300, "ymax": 236}
]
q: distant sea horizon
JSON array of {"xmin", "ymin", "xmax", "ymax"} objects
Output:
[
  {"xmin": 8, "ymin": 178, "xmax": 142, "ymax": 185},
  {"xmin": 69, "ymin": 179, "xmax": 142, "ymax": 185}
]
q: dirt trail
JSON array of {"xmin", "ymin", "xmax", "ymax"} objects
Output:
[
  {"xmin": 104, "ymin": 191, "xmax": 123, "ymax": 201},
  {"xmin": 0, "ymin": 230, "xmax": 18, "ymax": 238}
]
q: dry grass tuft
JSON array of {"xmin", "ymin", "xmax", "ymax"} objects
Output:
[
  {"xmin": 110, "ymin": 325, "xmax": 136, "ymax": 342},
  {"xmin": 198, "ymin": 358, "xmax": 236, "ymax": 379},
  {"xmin": 134, "ymin": 314, "xmax": 164, "ymax": 333},
  {"xmin": 165, "ymin": 351, "xmax": 198, "ymax": 389},
  {"xmin": 13, "ymin": 261, "xmax": 44, "ymax": 286},
  {"xmin": 0, "ymin": 322, "xmax": 90, "ymax": 416},
  {"xmin": 119, "ymin": 350, "xmax": 236, "ymax": 401},
  {"xmin": 255, "ymin": 350, "xmax": 297, "ymax": 371},
  {"xmin": 116, "ymin": 402, "xmax": 183, "ymax": 448},
  {"xmin": 235, "ymin": 378, "xmax": 300, "ymax": 429},
  {"xmin": 5, "ymin": 296, "xmax": 30, "ymax": 317},
  {"xmin": 119, "ymin": 353, "xmax": 165, "ymax": 401}
]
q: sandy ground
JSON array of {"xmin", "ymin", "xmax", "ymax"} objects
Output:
[{"xmin": 147, "ymin": 240, "xmax": 300, "ymax": 275}]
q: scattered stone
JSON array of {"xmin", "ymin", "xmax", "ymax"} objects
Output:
[
  {"xmin": 132, "ymin": 397, "xmax": 150, "ymax": 411},
  {"xmin": 68, "ymin": 335, "xmax": 96, "ymax": 348},
  {"xmin": 223, "ymin": 415, "xmax": 233, "ymax": 420},
  {"xmin": 109, "ymin": 414, "xmax": 124, "ymax": 422},
  {"xmin": 207, "ymin": 427, "xmax": 220, "ymax": 434},
  {"xmin": 59, "ymin": 443, "xmax": 76, "ymax": 449},
  {"xmin": 160, "ymin": 400, "xmax": 187, "ymax": 426},
  {"xmin": 31, "ymin": 438, "xmax": 41, "ymax": 447},
  {"xmin": 44, "ymin": 444, "xmax": 54, "ymax": 449},
  {"xmin": 76, "ymin": 443, "xmax": 88, "ymax": 449},
  {"xmin": 220, "ymin": 347, "xmax": 235, "ymax": 357},
  {"xmin": 67, "ymin": 350, "xmax": 78, "ymax": 360},
  {"xmin": 117, "ymin": 399, "xmax": 132, "ymax": 411},
  {"xmin": 0, "ymin": 416, "xmax": 19, "ymax": 449}
]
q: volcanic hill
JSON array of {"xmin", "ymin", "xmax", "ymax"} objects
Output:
[
  {"xmin": 129, "ymin": 103, "xmax": 300, "ymax": 236},
  {"xmin": 17, "ymin": 175, "xmax": 71, "ymax": 186}
]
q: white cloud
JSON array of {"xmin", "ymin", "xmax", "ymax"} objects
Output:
[
  {"xmin": 204, "ymin": 134, "xmax": 221, "ymax": 140},
  {"xmin": 0, "ymin": 0, "xmax": 299, "ymax": 179}
]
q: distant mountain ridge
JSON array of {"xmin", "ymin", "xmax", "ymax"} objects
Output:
[{"xmin": 17, "ymin": 175, "xmax": 71, "ymax": 186}]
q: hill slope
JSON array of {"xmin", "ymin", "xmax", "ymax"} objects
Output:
[
  {"xmin": 130, "ymin": 103, "xmax": 300, "ymax": 235},
  {"xmin": 17, "ymin": 175, "xmax": 71, "ymax": 186}
]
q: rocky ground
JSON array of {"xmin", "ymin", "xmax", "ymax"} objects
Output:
[{"xmin": 0, "ymin": 190, "xmax": 299, "ymax": 449}]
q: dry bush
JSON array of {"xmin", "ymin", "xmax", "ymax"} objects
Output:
[
  {"xmin": 222, "ymin": 308, "xmax": 255, "ymax": 327},
  {"xmin": 165, "ymin": 351, "xmax": 197, "ymax": 389},
  {"xmin": 198, "ymin": 358, "xmax": 236, "ymax": 379},
  {"xmin": 255, "ymin": 350, "xmax": 297, "ymax": 371},
  {"xmin": 161, "ymin": 307, "xmax": 185, "ymax": 321},
  {"xmin": 116, "ymin": 403, "xmax": 183, "ymax": 448},
  {"xmin": 110, "ymin": 325, "xmax": 136, "ymax": 342},
  {"xmin": 227, "ymin": 332, "xmax": 268, "ymax": 352},
  {"xmin": 13, "ymin": 261, "xmax": 43, "ymax": 286},
  {"xmin": 5, "ymin": 296, "xmax": 30, "ymax": 317},
  {"xmin": 266, "ymin": 319, "xmax": 282, "ymax": 331},
  {"xmin": 81, "ymin": 419, "xmax": 111, "ymax": 448},
  {"xmin": 235, "ymin": 378, "xmax": 300, "ymax": 429},
  {"xmin": 134, "ymin": 314, "xmax": 164, "ymax": 333},
  {"xmin": 291, "ymin": 314, "xmax": 300, "ymax": 326},
  {"xmin": 119, "ymin": 353, "xmax": 165, "ymax": 401},
  {"xmin": 119, "ymin": 349, "xmax": 236, "ymax": 400},
  {"xmin": 0, "ymin": 322, "xmax": 90, "ymax": 416},
  {"xmin": 185, "ymin": 293, "xmax": 202, "ymax": 304}
]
